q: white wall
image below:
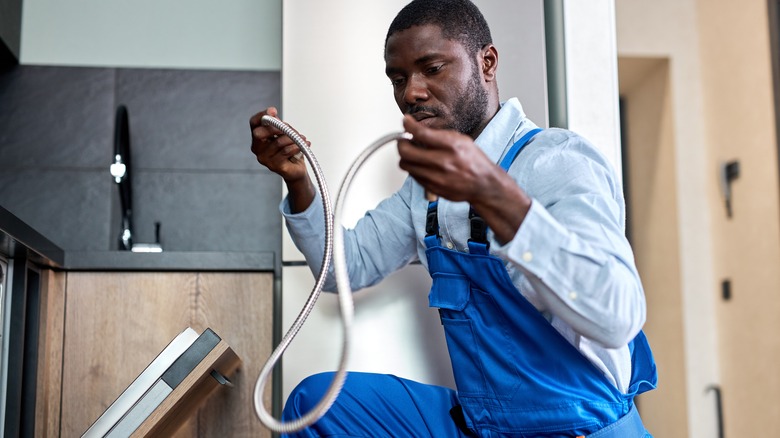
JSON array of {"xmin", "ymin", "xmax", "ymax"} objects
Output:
[
  {"xmin": 20, "ymin": 0, "xmax": 281, "ymax": 70},
  {"xmin": 563, "ymin": 0, "xmax": 622, "ymax": 178}
]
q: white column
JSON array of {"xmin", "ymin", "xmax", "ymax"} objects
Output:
[{"xmin": 562, "ymin": 0, "xmax": 622, "ymax": 179}]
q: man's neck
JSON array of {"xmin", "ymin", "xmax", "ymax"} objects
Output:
[{"xmin": 469, "ymin": 102, "xmax": 502, "ymax": 139}]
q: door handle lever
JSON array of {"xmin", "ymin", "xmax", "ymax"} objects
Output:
[
  {"xmin": 706, "ymin": 384, "xmax": 724, "ymax": 438},
  {"xmin": 719, "ymin": 160, "xmax": 740, "ymax": 218}
]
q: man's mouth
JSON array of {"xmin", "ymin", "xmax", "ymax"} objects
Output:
[
  {"xmin": 407, "ymin": 106, "xmax": 440, "ymax": 122},
  {"xmin": 411, "ymin": 112, "xmax": 435, "ymax": 122}
]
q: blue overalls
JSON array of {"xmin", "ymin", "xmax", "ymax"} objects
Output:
[
  {"xmin": 423, "ymin": 128, "xmax": 657, "ymax": 436},
  {"xmin": 281, "ymin": 129, "xmax": 657, "ymax": 437}
]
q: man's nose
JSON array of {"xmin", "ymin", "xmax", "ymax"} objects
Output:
[{"xmin": 403, "ymin": 74, "xmax": 429, "ymax": 105}]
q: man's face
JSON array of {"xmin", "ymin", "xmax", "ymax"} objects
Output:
[{"xmin": 385, "ymin": 24, "xmax": 489, "ymax": 137}]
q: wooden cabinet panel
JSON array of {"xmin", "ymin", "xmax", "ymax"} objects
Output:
[
  {"xmin": 190, "ymin": 273, "xmax": 275, "ymax": 437},
  {"xmin": 36, "ymin": 269, "xmax": 66, "ymax": 438},
  {"xmin": 59, "ymin": 272, "xmax": 273, "ymax": 438}
]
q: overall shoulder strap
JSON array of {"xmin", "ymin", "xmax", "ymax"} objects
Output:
[
  {"xmin": 468, "ymin": 128, "xmax": 544, "ymax": 252},
  {"xmin": 498, "ymin": 128, "xmax": 543, "ymax": 171}
]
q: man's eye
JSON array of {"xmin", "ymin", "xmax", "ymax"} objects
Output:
[
  {"xmin": 426, "ymin": 65, "xmax": 443, "ymax": 75},
  {"xmin": 390, "ymin": 78, "xmax": 405, "ymax": 87}
]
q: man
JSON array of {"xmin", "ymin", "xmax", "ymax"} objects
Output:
[{"xmin": 250, "ymin": 0, "xmax": 657, "ymax": 436}]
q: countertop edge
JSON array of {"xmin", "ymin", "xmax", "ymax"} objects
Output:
[
  {"xmin": 0, "ymin": 205, "xmax": 65, "ymax": 266},
  {"xmin": 2, "ymin": 206, "xmax": 277, "ymax": 272},
  {"xmin": 63, "ymin": 251, "xmax": 276, "ymax": 272}
]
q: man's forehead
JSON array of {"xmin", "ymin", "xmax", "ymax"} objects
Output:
[{"xmin": 385, "ymin": 24, "xmax": 466, "ymax": 60}]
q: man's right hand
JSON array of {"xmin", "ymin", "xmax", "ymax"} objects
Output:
[
  {"xmin": 250, "ymin": 107, "xmax": 310, "ymax": 182},
  {"xmin": 249, "ymin": 107, "xmax": 315, "ymax": 213}
]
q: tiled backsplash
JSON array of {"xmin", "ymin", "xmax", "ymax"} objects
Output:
[{"xmin": 0, "ymin": 66, "xmax": 282, "ymax": 255}]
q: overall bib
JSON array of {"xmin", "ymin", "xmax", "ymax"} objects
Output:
[{"xmin": 424, "ymin": 129, "xmax": 658, "ymax": 437}]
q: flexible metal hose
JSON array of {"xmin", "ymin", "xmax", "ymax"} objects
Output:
[{"xmin": 253, "ymin": 115, "xmax": 411, "ymax": 434}]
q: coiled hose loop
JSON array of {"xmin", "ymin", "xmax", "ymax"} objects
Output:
[{"xmin": 253, "ymin": 115, "xmax": 411, "ymax": 434}]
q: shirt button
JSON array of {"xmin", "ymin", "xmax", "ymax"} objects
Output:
[
  {"xmin": 522, "ymin": 251, "xmax": 533, "ymax": 262},
  {"xmin": 569, "ymin": 291, "xmax": 578, "ymax": 300},
  {"xmin": 446, "ymin": 242, "xmax": 454, "ymax": 249}
]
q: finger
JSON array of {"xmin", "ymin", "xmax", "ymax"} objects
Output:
[
  {"xmin": 290, "ymin": 140, "xmax": 311, "ymax": 162},
  {"xmin": 251, "ymin": 125, "xmax": 284, "ymax": 143},
  {"xmin": 397, "ymin": 136, "xmax": 446, "ymax": 166},
  {"xmin": 290, "ymin": 140, "xmax": 311, "ymax": 163},
  {"xmin": 265, "ymin": 135, "xmax": 302, "ymax": 161},
  {"xmin": 250, "ymin": 107, "xmax": 285, "ymax": 143},
  {"xmin": 275, "ymin": 134, "xmax": 310, "ymax": 151},
  {"xmin": 252, "ymin": 132, "xmax": 286, "ymax": 158},
  {"xmin": 397, "ymin": 137, "xmax": 425, "ymax": 160},
  {"xmin": 249, "ymin": 106, "xmax": 278, "ymax": 128},
  {"xmin": 398, "ymin": 160, "xmax": 443, "ymax": 195},
  {"xmin": 401, "ymin": 115, "xmax": 439, "ymax": 147},
  {"xmin": 280, "ymin": 143, "xmax": 302, "ymax": 159}
]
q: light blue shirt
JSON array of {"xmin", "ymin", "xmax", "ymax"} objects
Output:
[{"xmin": 281, "ymin": 98, "xmax": 646, "ymax": 393}]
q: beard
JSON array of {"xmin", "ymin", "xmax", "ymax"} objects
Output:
[
  {"xmin": 446, "ymin": 63, "xmax": 489, "ymax": 136},
  {"xmin": 404, "ymin": 61, "xmax": 490, "ymax": 137}
]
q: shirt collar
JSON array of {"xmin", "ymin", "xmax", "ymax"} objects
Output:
[{"xmin": 474, "ymin": 97, "xmax": 535, "ymax": 164}]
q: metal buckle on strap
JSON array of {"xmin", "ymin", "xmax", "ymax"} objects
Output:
[
  {"xmin": 425, "ymin": 201, "xmax": 439, "ymax": 237},
  {"xmin": 468, "ymin": 208, "xmax": 488, "ymax": 244}
]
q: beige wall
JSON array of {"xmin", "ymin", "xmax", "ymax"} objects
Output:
[
  {"xmin": 617, "ymin": 0, "xmax": 780, "ymax": 436},
  {"xmin": 697, "ymin": 0, "xmax": 780, "ymax": 435},
  {"xmin": 620, "ymin": 57, "xmax": 688, "ymax": 437},
  {"xmin": 616, "ymin": 1, "xmax": 719, "ymax": 435}
]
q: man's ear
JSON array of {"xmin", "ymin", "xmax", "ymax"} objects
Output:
[{"xmin": 481, "ymin": 44, "xmax": 498, "ymax": 82}]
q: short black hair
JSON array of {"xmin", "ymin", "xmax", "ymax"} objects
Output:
[{"xmin": 385, "ymin": 0, "xmax": 493, "ymax": 54}]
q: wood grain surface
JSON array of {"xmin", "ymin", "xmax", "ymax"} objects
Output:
[
  {"xmin": 35, "ymin": 270, "xmax": 66, "ymax": 438},
  {"xmin": 58, "ymin": 272, "xmax": 273, "ymax": 438}
]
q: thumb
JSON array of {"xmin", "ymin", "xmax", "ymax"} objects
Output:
[
  {"xmin": 402, "ymin": 115, "xmax": 440, "ymax": 148},
  {"xmin": 402, "ymin": 115, "xmax": 424, "ymax": 136}
]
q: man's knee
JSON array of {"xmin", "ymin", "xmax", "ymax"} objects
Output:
[{"xmin": 282, "ymin": 372, "xmax": 336, "ymax": 420}]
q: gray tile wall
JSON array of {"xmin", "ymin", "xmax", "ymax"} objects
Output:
[
  {"xmin": 0, "ymin": 0, "xmax": 22, "ymax": 60},
  {"xmin": 0, "ymin": 66, "xmax": 281, "ymax": 255}
]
